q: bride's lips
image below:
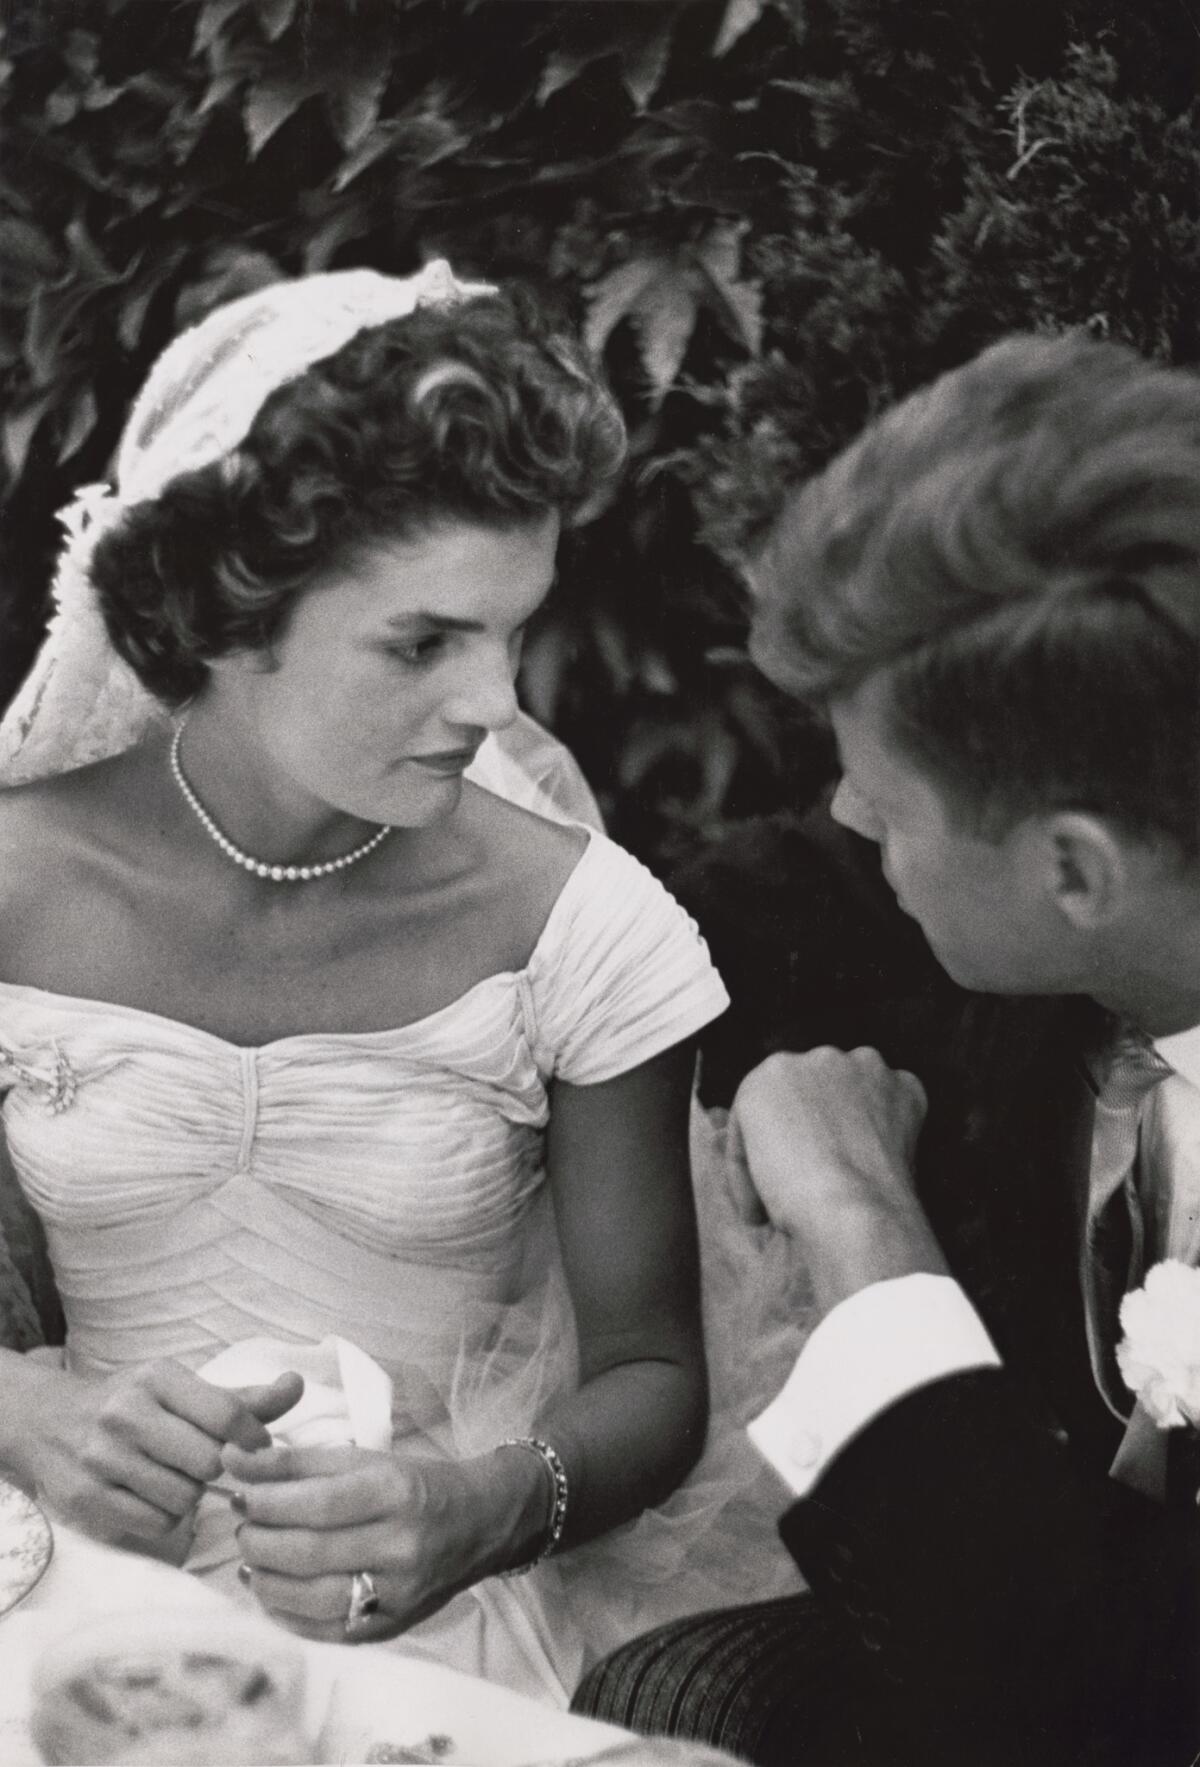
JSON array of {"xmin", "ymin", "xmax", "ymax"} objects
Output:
[{"xmin": 407, "ymin": 747, "xmax": 479, "ymax": 775}]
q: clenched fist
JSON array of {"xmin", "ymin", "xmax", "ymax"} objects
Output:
[{"xmin": 728, "ymin": 1047, "xmax": 947, "ymax": 1315}]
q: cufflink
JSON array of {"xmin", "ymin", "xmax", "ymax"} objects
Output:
[{"xmin": 788, "ymin": 1428, "xmax": 821, "ymax": 1471}]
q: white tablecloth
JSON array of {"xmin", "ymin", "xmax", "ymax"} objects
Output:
[{"xmin": 0, "ymin": 1520, "xmax": 631, "ymax": 1765}]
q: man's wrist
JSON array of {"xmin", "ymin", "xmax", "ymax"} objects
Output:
[
  {"xmin": 779, "ymin": 1191, "xmax": 949, "ymax": 1318},
  {"xmin": 749, "ymin": 1273, "xmax": 1001, "ymax": 1496}
]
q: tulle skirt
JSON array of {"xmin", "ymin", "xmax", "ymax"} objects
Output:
[{"xmin": 52, "ymin": 1103, "xmax": 814, "ymax": 1705}]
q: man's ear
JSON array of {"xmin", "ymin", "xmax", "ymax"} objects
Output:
[{"xmin": 1041, "ymin": 812, "xmax": 1132, "ymax": 931}]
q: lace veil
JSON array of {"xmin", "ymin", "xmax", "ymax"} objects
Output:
[{"xmin": 0, "ymin": 259, "xmax": 601, "ymax": 828}]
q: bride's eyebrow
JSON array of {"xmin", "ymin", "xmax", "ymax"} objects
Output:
[{"xmin": 384, "ymin": 612, "xmax": 485, "ymax": 634}]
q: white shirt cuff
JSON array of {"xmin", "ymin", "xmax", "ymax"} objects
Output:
[{"xmin": 748, "ymin": 1273, "xmax": 1001, "ymax": 1497}]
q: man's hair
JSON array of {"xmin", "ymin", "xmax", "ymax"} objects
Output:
[
  {"xmin": 92, "ymin": 288, "xmax": 626, "ymax": 704},
  {"xmin": 748, "ymin": 332, "xmax": 1200, "ymax": 858}
]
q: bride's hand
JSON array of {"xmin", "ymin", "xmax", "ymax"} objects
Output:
[
  {"xmin": 223, "ymin": 1439, "xmax": 548, "ymax": 1643},
  {"xmin": 21, "ymin": 1361, "xmax": 303, "ymax": 1550}
]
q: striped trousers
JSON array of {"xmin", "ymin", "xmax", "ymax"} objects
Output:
[{"xmin": 571, "ymin": 1594, "xmax": 900, "ymax": 1766}]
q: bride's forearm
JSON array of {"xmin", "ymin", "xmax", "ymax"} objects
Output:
[
  {"xmin": 474, "ymin": 1351, "xmax": 708, "ymax": 1565},
  {"xmin": 530, "ymin": 1049, "xmax": 711, "ymax": 1562}
]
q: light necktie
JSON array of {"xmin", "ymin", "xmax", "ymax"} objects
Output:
[{"xmin": 1082, "ymin": 1032, "xmax": 1173, "ymax": 1419}]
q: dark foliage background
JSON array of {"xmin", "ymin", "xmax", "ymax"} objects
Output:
[{"xmin": 2, "ymin": 0, "xmax": 1198, "ymax": 872}]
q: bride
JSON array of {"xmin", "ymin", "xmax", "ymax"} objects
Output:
[{"xmin": 0, "ymin": 261, "xmax": 803, "ymax": 1705}]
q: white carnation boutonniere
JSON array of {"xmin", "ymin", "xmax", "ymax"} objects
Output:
[{"xmin": 1116, "ymin": 1260, "xmax": 1200, "ymax": 1430}]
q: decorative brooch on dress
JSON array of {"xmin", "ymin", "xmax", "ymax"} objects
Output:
[{"xmin": 0, "ymin": 1040, "xmax": 78, "ymax": 1114}]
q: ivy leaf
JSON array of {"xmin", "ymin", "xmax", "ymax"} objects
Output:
[
  {"xmin": 254, "ymin": 0, "xmax": 297, "ymax": 42},
  {"xmin": 173, "ymin": 245, "xmax": 284, "ymax": 331},
  {"xmin": 331, "ymin": 123, "xmax": 398, "ymax": 192},
  {"xmin": 536, "ymin": 9, "xmax": 675, "ymax": 112},
  {"xmin": 3, "ymin": 392, "xmax": 54, "ymax": 479},
  {"xmin": 243, "ymin": 67, "xmax": 323, "ymax": 156},
  {"xmin": 537, "ymin": 47, "xmax": 595, "ymax": 109},
  {"xmin": 326, "ymin": 61, "xmax": 389, "ymax": 152},
  {"xmin": 715, "ymin": 297, "xmax": 766, "ymax": 365},
  {"xmin": 695, "ymin": 222, "xmax": 763, "ymax": 353},
  {"xmin": 193, "ymin": 0, "xmax": 249, "ymax": 57},
  {"xmin": 617, "ymin": 720, "xmax": 679, "ymax": 791},
  {"xmin": 584, "ymin": 255, "xmax": 663, "ymax": 354},
  {"xmin": 628, "ymin": 267, "xmax": 699, "ymax": 405},
  {"xmin": 81, "ymin": 80, "xmax": 122, "ymax": 114},
  {"xmin": 694, "ymin": 221, "xmax": 741, "ymax": 288},
  {"xmin": 638, "ymin": 648, "xmax": 678, "ymax": 695},
  {"xmin": 695, "ymin": 718, "xmax": 739, "ymax": 812},
  {"xmin": 45, "ymin": 90, "xmax": 80, "ymax": 128},
  {"xmin": 332, "ymin": 107, "xmax": 467, "ymax": 193},
  {"xmin": 196, "ymin": 22, "xmax": 260, "ymax": 116},
  {"xmin": 0, "ymin": 218, "xmax": 58, "ymax": 287},
  {"xmin": 587, "ymin": 253, "xmax": 703, "ymax": 405},
  {"xmin": 62, "ymin": 28, "xmax": 100, "ymax": 80},
  {"xmin": 713, "ymin": 0, "xmax": 768, "ymax": 58},
  {"xmin": 620, "ymin": 13, "xmax": 675, "ymax": 111},
  {"xmin": 116, "ymin": 276, "xmax": 162, "ymax": 353},
  {"xmin": 403, "ymin": 108, "xmax": 469, "ymax": 174},
  {"xmin": 300, "ymin": 196, "xmax": 371, "ymax": 271},
  {"xmin": 56, "ymin": 385, "xmax": 97, "ymax": 464},
  {"xmin": 21, "ymin": 222, "xmax": 121, "ymax": 386},
  {"xmin": 125, "ymin": 71, "xmax": 183, "ymax": 108},
  {"xmin": 590, "ymin": 608, "xmax": 637, "ymax": 694}
]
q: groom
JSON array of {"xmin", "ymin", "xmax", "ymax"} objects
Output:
[{"xmin": 574, "ymin": 332, "xmax": 1200, "ymax": 1765}]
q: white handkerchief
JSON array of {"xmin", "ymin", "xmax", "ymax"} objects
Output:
[{"xmin": 198, "ymin": 1335, "xmax": 394, "ymax": 1452}]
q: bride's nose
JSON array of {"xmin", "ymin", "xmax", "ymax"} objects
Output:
[
  {"xmin": 830, "ymin": 777, "xmax": 878, "ymax": 841},
  {"xmin": 442, "ymin": 643, "xmax": 520, "ymax": 733}
]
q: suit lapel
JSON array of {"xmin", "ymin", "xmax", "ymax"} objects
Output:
[{"xmin": 925, "ymin": 1001, "xmax": 1125, "ymax": 1470}]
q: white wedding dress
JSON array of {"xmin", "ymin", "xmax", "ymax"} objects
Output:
[{"xmin": 0, "ymin": 823, "xmax": 810, "ymax": 1704}]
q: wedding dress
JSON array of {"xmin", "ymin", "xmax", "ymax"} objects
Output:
[
  {"xmin": 0, "ymin": 826, "xmax": 809, "ymax": 1704},
  {"xmin": 0, "ymin": 258, "xmax": 810, "ymax": 1705}
]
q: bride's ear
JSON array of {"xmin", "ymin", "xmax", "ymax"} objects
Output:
[{"xmin": 207, "ymin": 643, "xmax": 283, "ymax": 681}]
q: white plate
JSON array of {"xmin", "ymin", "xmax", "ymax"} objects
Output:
[
  {"xmin": 309, "ymin": 1642, "xmax": 629, "ymax": 1765},
  {"xmin": 0, "ymin": 1481, "xmax": 53, "ymax": 1619}
]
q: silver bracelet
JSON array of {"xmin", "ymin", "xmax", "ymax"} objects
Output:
[{"xmin": 495, "ymin": 1436, "xmax": 569, "ymax": 1575}]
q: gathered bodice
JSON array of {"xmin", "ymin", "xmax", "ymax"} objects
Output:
[
  {"xmin": 2, "ymin": 974, "xmax": 548, "ymax": 1262},
  {"xmin": 0, "ymin": 831, "xmax": 728, "ymax": 1393}
]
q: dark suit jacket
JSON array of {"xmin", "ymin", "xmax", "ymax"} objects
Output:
[{"xmin": 672, "ymin": 806, "xmax": 1200, "ymax": 1767}]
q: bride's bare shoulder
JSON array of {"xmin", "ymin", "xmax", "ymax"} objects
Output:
[
  {"xmin": 0, "ymin": 753, "xmax": 164, "ymax": 984},
  {"xmin": 0, "ymin": 750, "xmax": 137, "ymax": 831},
  {"xmin": 0, "ymin": 751, "xmax": 152, "ymax": 892},
  {"xmin": 461, "ymin": 781, "xmax": 592, "ymax": 918}
]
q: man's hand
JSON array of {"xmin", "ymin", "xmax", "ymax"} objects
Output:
[{"xmin": 729, "ymin": 1047, "xmax": 948, "ymax": 1314}]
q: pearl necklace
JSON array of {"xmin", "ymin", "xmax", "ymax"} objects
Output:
[{"xmin": 169, "ymin": 724, "xmax": 391, "ymax": 883}]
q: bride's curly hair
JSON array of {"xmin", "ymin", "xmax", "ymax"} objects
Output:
[{"xmin": 90, "ymin": 288, "xmax": 626, "ymax": 705}]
